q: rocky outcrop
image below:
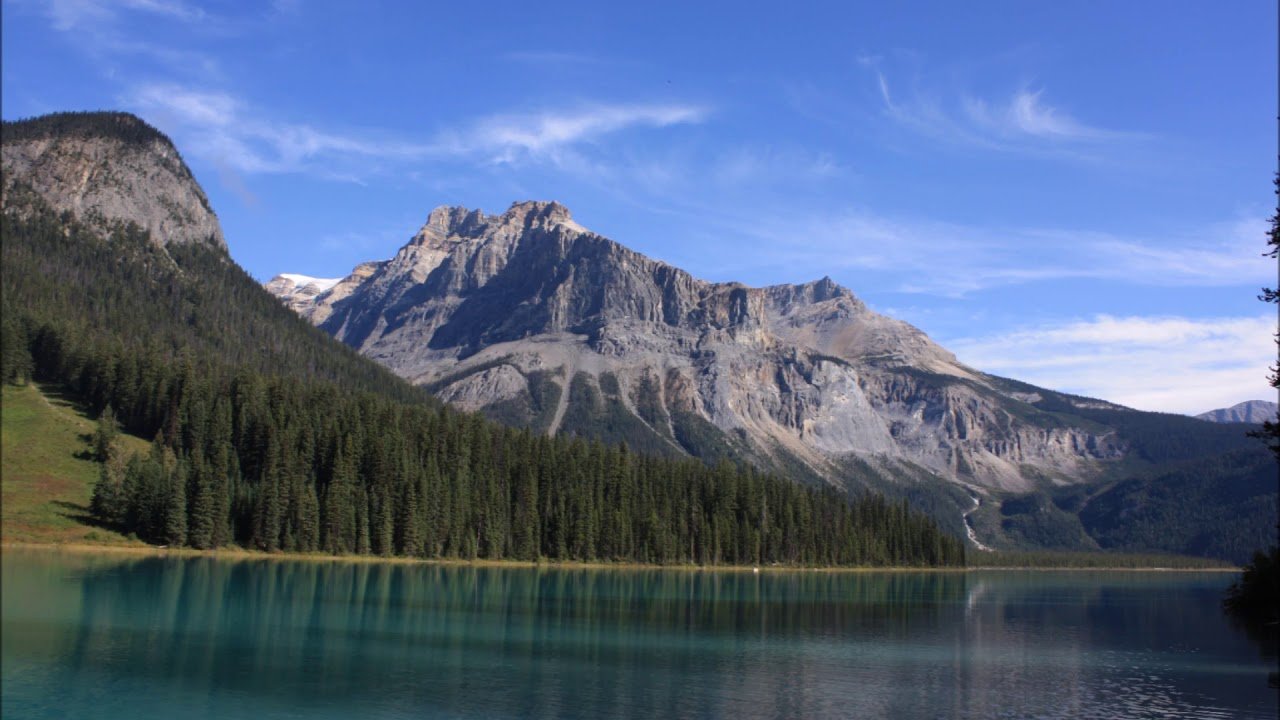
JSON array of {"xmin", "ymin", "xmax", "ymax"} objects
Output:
[
  {"xmin": 269, "ymin": 200, "xmax": 1127, "ymax": 492},
  {"xmin": 1, "ymin": 112, "xmax": 225, "ymax": 250}
]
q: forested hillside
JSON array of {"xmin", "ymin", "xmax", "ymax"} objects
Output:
[{"xmin": 0, "ymin": 186, "xmax": 964, "ymax": 566}]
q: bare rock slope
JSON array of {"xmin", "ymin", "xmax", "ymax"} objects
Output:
[
  {"xmin": 269, "ymin": 201, "xmax": 1130, "ymax": 493},
  {"xmin": 2, "ymin": 112, "xmax": 225, "ymax": 250}
]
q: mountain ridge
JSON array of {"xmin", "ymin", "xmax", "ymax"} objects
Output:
[
  {"xmin": 1196, "ymin": 400, "xmax": 1277, "ymax": 424},
  {"xmin": 267, "ymin": 198, "xmax": 1280, "ymax": 560},
  {"xmin": 269, "ymin": 200, "xmax": 1135, "ymax": 495}
]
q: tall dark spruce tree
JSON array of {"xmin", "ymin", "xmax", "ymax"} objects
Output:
[{"xmin": 1223, "ymin": 172, "xmax": 1280, "ymax": 629}]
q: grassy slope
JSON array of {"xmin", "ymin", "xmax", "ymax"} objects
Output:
[{"xmin": 1, "ymin": 383, "xmax": 148, "ymax": 545}]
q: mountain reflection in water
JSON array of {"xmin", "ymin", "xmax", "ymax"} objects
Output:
[{"xmin": 2, "ymin": 549, "xmax": 1274, "ymax": 719}]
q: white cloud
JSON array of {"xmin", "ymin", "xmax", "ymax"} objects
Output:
[
  {"xmin": 870, "ymin": 68, "xmax": 990, "ymax": 147},
  {"xmin": 131, "ymin": 85, "xmax": 237, "ymax": 127},
  {"xmin": 123, "ymin": 84, "xmax": 434, "ymax": 177},
  {"xmin": 947, "ymin": 315, "xmax": 1276, "ymax": 414},
  {"xmin": 440, "ymin": 104, "xmax": 708, "ymax": 164},
  {"xmin": 123, "ymin": 83, "xmax": 709, "ymax": 188},
  {"xmin": 866, "ymin": 63, "xmax": 1136, "ymax": 153},
  {"xmin": 964, "ymin": 89, "xmax": 1120, "ymax": 141}
]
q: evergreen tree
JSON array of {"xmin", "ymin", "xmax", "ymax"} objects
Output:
[
  {"xmin": 186, "ymin": 452, "xmax": 217, "ymax": 549},
  {"xmin": 162, "ymin": 461, "xmax": 188, "ymax": 547},
  {"xmin": 1255, "ymin": 173, "xmax": 1280, "ymax": 461},
  {"xmin": 93, "ymin": 404, "xmax": 119, "ymax": 462},
  {"xmin": 1, "ymin": 315, "xmax": 33, "ymax": 384},
  {"xmin": 90, "ymin": 443, "xmax": 128, "ymax": 527}
]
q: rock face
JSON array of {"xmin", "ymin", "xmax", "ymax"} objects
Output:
[
  {"xmin": 1, "ymin": 112, "xmax": 226, "ymax": 250},
  {"xmin": 1196, "ymin": 400, "xmax": 1277, "ymax": 424},
  {"xmin": 269, "ymin": 200, "xmax": 1129, "ymax": 493}
]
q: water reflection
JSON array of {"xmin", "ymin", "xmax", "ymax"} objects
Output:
[{"xmin": 2, "ymin": 550, "xmax": 1275, "ymax": 719}]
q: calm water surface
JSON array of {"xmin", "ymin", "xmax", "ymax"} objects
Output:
[{"xmin": 2, "ymin": 548, "xmax": 1275, "ymax": 719}]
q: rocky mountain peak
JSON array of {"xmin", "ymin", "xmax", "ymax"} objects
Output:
[
  {"xmin": 268, "ymin": 198, "xmax": 1175, "ymax": 497},
  {"xmin": 765, "ymin": 276, "xmax": 856, "ymax": 309},
  {"xmin": 1, "ymin": 111, "xmax": 226, "ymax": 251},
  {"xmin": 410, "ymin": 200, "xmax": 582, "ymax": 251},
  {"xmin": 502, "ymin": 199, "xmax": 574, "ymax": 226},
  {"xmin": 422, "ymin": 205, "xmax": 485, "ymax": 235}
]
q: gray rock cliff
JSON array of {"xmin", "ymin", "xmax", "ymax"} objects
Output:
[
  {"xmin": 268, "ymin": 201, "xmax": 1126, "ymax": 493},
  {"xmin": 1, "ymin": 112, "xmax": 226, "ymax": 250}
]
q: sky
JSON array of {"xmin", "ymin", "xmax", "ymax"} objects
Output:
[{"xmin": 2, "ymin": 0, "xmax": 1276, "ymax": 415}]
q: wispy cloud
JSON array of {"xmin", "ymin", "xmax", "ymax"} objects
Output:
[
  {"xmin": 963, "ymin": 89, "xmax": 1123, "ymax": 141},
  {"xmin": 35, "ymin": 0, "xmax": 220, "ymax": 79},
  {"xmin": 711, "ymin": 146, "xmax": 843, "ymax": 186},
  {"xmin": 712, "ymin": 210, "xmax": 1270, "ymax": 296},
  {"xmin": 124, "ymin": 83, "xmax": 709, "ymax": 188},
  {"xmin": 948, "ymin": 315, "xmax": 1275, "ymax": 414},
  {"xmin": 864, "ymin": 60, "xmax": 1138, "ymax": 153},
  {"xmin": 123, "ymin": 84, "xmax": 434, "ymax": 180},
  {"xmin": 438, "ymin": 104, "xmax": 709, "ymax": 164},
  {"xmin": 45, "ymin": 0, "xmax": 206, "ymax": 31}
]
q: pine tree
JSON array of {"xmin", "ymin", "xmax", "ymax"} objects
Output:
[
  {"xmin": 1254, "ymin": 172, "xmax": 1280, "ymax": 461},
  {"xmin": 0, "ymin": 314, "xmax": 33, "ymax": 384},
  {"xmin": 396, "ymin": 479, "xmax": 422, "ymax": 556},
  {"xmin": 511, "ymin": 459, "xmax": 539, "ymax": 561},
  {"xmin": 253, "ymin": 452, "xmax": 283, "ymax": 551},
  {"xmin": 90, "ymin": 443, "xmax": 128, "ymax": 527},
  {"xmin": 93, "ymin": 404, "xmax": 119, "ymax": 462},
  {"xmin": 162, "ymin": 461, "xmax": 188, "ymax": 547},
  {"xmin": 298, "ymin": 476, "xmax": 321, "ymax": 552},
  {"xmin": 185, "ymin": 451, "xmax": 216, "ymax": 549}
]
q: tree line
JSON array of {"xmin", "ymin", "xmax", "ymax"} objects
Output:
[{"xmin": 2, "ymin": 112, "xmax": 179, "ymax": 152}]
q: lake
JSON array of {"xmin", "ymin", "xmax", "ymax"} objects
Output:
[{"xmin": 2, "ymin": 548, "xmax": 1275, "ymax": 719}]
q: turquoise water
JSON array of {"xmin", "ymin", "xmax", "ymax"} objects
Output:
[{"xmin": 2, "ymin": 549, "xmax": 1275, "ymax": 719}]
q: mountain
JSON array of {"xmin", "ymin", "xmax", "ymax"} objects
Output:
[
  {"xmin": 1196, "ymin": 400, "xmax": 1277, "ymax": 425},
  {"xmin": 268, "ymin": 201, "xmax": 1278, "ymax": 560},
  {"xmin": 1, "ymin": 111, "xmax": 225, "ymax": 251},
  {"xmin": 1, "ymin": 111, "xmax": 963, "ymax": 567},
  {"xmin": 1, "ymin": 112, "xmax": 423, "ymax": 403},
  {"xmin": 272, "ymin": 201, "xmax": 1125, "ymax": 491}
]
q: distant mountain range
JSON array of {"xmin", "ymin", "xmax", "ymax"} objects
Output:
[
  {"xmin": 267, "ymin": 200, "xmax": 1278, "ymax": 559},
  {"xmin": 1196, "ymin": 400, "xmax": 1277, "ymax": 425}
]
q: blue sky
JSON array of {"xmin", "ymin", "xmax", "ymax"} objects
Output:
[{"xmin": 3, "ymin": 0, "xmax": 1276, "ymax": 414}]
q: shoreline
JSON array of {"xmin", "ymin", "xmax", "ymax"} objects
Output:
[{"xmin": 0, "ymin": 541, "xmax": 1240, "ymax": 573}]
